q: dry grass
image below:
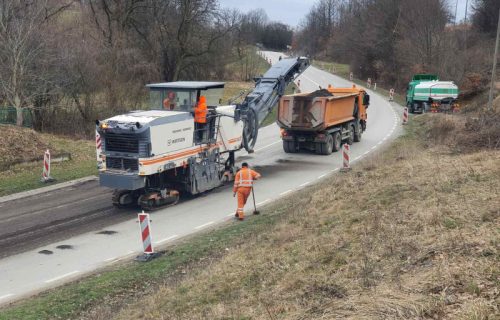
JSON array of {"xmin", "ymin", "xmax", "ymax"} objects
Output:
[
  {"xmin": 108, "ymin": 119, "xmax": 499, "ymax": 319},
  {"xmin": 420, "ymin": 112, "xmax": 500, "ymax": 152}
]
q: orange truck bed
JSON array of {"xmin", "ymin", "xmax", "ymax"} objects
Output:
[
  {"xmin": 278, "ymin": 90, "xmax": 358, "ymax": 131},
  {"xmin": 276, "ymin": 86, "xmax": 370, "ymax": 155}
]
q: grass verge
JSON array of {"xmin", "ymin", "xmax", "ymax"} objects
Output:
[
  {"xmin": 2, "ymin": 113, "xmax": 497, "ymax": 319},
  {"xmin": 0, "ymin": 128, "xmax": 97, "ymax": 196}
]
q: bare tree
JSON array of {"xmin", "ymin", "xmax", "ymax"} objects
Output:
[{"xmin": 0, "ymin": 0, "xmax": 72, "ymax": 126}]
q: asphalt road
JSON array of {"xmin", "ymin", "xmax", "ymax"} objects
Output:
[{"xmin": 0, "ymin": 51, "xmax": 403, "ymax": 305}]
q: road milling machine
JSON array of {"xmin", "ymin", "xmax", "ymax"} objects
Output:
[{"xmin": 96, "ymin": 57, "xmax": 309, "ymax": 209}]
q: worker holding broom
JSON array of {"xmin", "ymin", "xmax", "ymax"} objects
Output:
[{"xmin": 233, "ymin": 162, "xmax": 261, "ymax": 221}]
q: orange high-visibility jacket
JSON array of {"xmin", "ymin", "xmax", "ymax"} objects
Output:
[
  {"xmin": 194, "ymin": 96, "xmax": 208, "ymax": 124},
  {"xmin": 233, "ymin": 167, "xmax": 261, "ymax": 192}
]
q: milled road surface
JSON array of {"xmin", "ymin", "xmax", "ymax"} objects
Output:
[
  {"xmin": 0, "ymin": 180, "xmax": 132, "ymax": 258},
  {"xmin": 0, "ymin": 51, "xmax": 403, "ymax": 305}
]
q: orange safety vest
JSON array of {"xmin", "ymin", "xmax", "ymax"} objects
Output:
[
  {"xmin": 194, "ymin": 101, "xmax": 207, "ymax": 124},
  {"xmin": 234, "ymin": 168, "xmax": 260, "ymax": 189}
]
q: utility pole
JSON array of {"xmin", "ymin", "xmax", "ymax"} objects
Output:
[{"xmin": 487, "ymin": 7, "xmax": 500, "ymax": 110}]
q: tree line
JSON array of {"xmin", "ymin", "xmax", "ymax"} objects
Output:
[
  {"xmin": 294, "ymin": 0, "xmax": 498, "ymax": 97},
  {"xmin": 0, "ymin": 0, "xmax": 292, "ymax": 135}
]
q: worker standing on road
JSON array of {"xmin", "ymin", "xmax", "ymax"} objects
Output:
[{"xmin": 233, "ymin": 162, "xmax": 261, "ymax": 221}]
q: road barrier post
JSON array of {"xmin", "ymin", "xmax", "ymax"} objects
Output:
[
  {"xmin": 403, "ymin": 107, "xmax": 409, "ymax": 125},
  {"xmin": 297, "ymin": 79, "xmax": 301, "ymax": 93},
  {"xmin": 41, "ymin": 149, "xmax": 54, "ymax": 182},
  {"xmin": 349, "ymin": 72, "xmax": 353, "ymax": 81},
  {"xmin": 367, "ymin": 78, "xmax": 372, "ymax": 89},
  {"xmin": 135, "ymin": 211, "xmax": 160, "ymax": 262},
  {"xmin": 389, "ymin": 88, "xmax": 395, "ymax": 101},
  {"xmin": 374, "ymin": 83, "xmax": 377, "ymax": 91},
  {"xmin": 340, "ymin": 143, "xmax": 351, "ymax": 172},
  {"xmin": 96, "ymin": 130, "xmax": 104, "ymax": 170}
]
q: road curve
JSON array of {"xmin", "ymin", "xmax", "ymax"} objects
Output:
[{"xmin": 0, "ymin": 51, "xmax": 402, "ymax": 305}]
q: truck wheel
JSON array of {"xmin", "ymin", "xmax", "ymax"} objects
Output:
[
  {"xmin": 283, "ymin": 140, "xmax": 296, "ymax": 153},
  {"xmin": 347, "ymin": 125, "xmax": 354, "ymax": 145},
  {"xmin": 332, "ymin": 132, "xmax": 341, "ymax": 152},
  {"xmin": 354, "ymin": 121, "xmax": 362, "ymax": 142},
  {"xmin": 323, "ymin": 134, "xmax": 334, "ymax": 155}
]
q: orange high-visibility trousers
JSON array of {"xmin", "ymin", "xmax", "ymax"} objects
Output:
[{"xmin": 236, "ymin": 187, "xmax": 252, "ymax": 220}]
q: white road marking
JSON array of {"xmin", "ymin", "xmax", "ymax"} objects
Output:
[
  {"xmin": 371, "ymin": 146, "xmax": 377, "ymax": 150},
  {"xmin": 354, "ymin": 156, "xmax": 361, "ymax": 161},
  {"xmin": 227, "ymin": 212, "xmax": 235, "ymax": 217},
  {"xmin": 317, "ymin": 173, "xmax": 328, "ymax": 179},
  {"xmin": 104, "ymin": 256, "xmax": 118, "ymax": 262},
  {"xmin": 254, "ymin": 140, "xmax": 281, "ymax": 152},
  {"xmin": 156, "ymin": 235, "xmax": 179, "ymax": 244},
  {"xmin": 45, "ymin": 271, "xmax": 79, "ymax": 283},
  {"xmin": 299, "ymin": 181, "xmax": 311, "ymax": 187},
  {"xmin": 331, "ymin": 168, "xmax": 340, "ymax": 173},
  {"xmin": 257, "ymin": 199, "xmax": 271, "ymax": 206},
  {"xmin": 363, "ymin": 151, "xmax": 370, "ymax": 155},
  {"xmin": 0, "ymin": 294, "xmax": 14, "ymax": 301},
  {"xmin": 195, "ymin": 221, "xmax": 214, "ymax": 230},
  {"xmin": 280, "ymin": 190, "xmax": 293, "ymax": 196}
]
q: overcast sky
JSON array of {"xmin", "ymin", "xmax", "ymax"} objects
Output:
[{"xmin": 219, "ymin": 0, "xmax": 473, "ymax": 28}]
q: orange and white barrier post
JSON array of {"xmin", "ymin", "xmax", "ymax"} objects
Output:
[
  {"xmin": 349, "ymin": 72, "xmax": 353, "ymax": 81},
  {"xmin": 341, "ymin": 143, "xmax": 351, "ymax": 172},
  {"xmin": 389, "ymin": 88, "xmax": 395, "ymax": 101},
  {"xmin": 135, "ymin": 211, "xmax": 159, "ymax": 262},
  {"xmin": 41, "ymin": 149, "xmax": 53, "ymax": 182},
  {"xmin": 367, "ymin": 78, "xmax": 372, "ymax": 89},
  {"xmin": 96, "ymin": 130, "xmax": 104, "ymax": 170},
  {"xmin": 403, "ymin": 107, "xmax": 409, "ymax": 125}
]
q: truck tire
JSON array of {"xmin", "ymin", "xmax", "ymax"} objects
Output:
[
  {"xmin": 283, "ymin": 140, "xmax": 296, "ymax": 153},
  {"xmin": 354, "ymin": 121, "xmax": 362, "ymax": 142},
  {"xmin": 347, "ymin": 124, "xmax": 354, "ymax": 145},
  {"xmin": 317, "ymin": 134, "xmax": 333, "ymax": 155},
  {"xmin": 332, "ymin": 131, "xmax": 341, "ymax": 152}
]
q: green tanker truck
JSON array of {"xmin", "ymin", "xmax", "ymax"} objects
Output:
[{"xmin": 406, "ymin": 74, "xmax": 460, "ymax": 113}]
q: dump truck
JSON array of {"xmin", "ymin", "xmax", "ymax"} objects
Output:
[
  {"xmin": 406, "ymin": 74, "xmax": 459, "ymax": 113},
  {"xmin": 277, "ymin": 85, "xmax": 369, "ymax": 155}
]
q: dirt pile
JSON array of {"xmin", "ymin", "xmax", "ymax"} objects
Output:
[{"xmin": 0, "ymin": 125, "xmax": 56, "ymax": 169}]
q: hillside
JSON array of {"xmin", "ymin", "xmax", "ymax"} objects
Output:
[
  {"xmin": 109, "ymin": 114, "xmax": 499, "ymax": 319},
  {"xmin": 0, "ymin": 125, "xmax": 96, "ymax": 196}
]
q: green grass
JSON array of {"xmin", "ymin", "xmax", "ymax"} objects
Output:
[
  {"xmin": 0, "ymin": 134, "xmax": 97, "ymax": 196},
  {"xmin": 0, "ymin": 209, "xmax": 285, "ymax": 320}
]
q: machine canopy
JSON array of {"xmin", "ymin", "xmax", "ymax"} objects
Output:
[{"xmin": 147, "ymin": 81, "xmax": 225, "ymax": 111}]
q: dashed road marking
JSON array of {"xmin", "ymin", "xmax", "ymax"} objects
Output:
[
  {"xmin": 280, "ymin": 190, "xmax": 293, "ymax": 196},
  {"xmin": 104, "ymin": 256, "xmax": 118, "ymax": 262},
  {"xmin": 0, "ymin": 294, "xmax": 14, "ymax": 301},
  {"xmin": 257, "ymin": 199, "xmax": 271, "ymax": 206},
  {"xmin": 45, "ymin": 270, "xmax": 79, "ymax": 283},
  {"xmin": 156, "ymin": 235, "xmax": 179, "ymax": 244},
  {"xmin": 317, "ymin": 173, "xmax": 328, "ymax": 179},
  {"xmin": 299, "ymin": 181, "xmax": 311, "ymax": 187},
  {"xmin": 254, "ymin": 140, "xmax": 281, "ymax": 153},
  {"xmin": 195, "ymin": 221, "xmax": 214, "ymax": 230}
]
